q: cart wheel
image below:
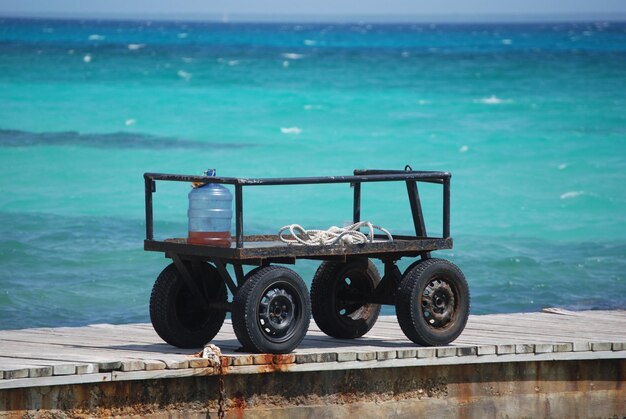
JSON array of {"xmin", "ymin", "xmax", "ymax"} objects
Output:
[
  {"xmin": 150, "ymin": 262, "xmax": 227, "ymax": 348},
  {"xmin": 232, "ymin": 266, "xmax": 310, "ymax": 354},
  {"xmin": 310, "ymin": 260, "xmax": 381, "ymax": 339},
  {"xmin": 395, "ymin": 258, "xmax": 469, "ymax": 346}
]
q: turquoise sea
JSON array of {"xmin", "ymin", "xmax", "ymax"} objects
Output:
[{"xmin": 1, "ymin": 18, "xmax": 625, "ymax": 329}]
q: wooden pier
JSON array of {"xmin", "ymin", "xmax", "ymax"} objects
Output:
[{"xmin": 1, "ymin": 309, "xmax": 625, "ymax": 418}]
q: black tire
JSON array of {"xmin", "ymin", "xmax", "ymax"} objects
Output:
[
  {"xmin": 150, "ymin": 262, "xmax": 227, "ymax": 348},
  {"xmin": 232, "ymin": 266, "xmax": 311, "ymax": 354},
  {"xmin": 310, "ymin": 260, "xmax": 381, "ymax": 339},
  {"xmin": 395, "ymin": 258, "xmax": 470, "ymax": 346}
]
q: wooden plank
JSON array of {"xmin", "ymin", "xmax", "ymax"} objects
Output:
[
  {"xmin": 0, "ymin": 373, "xmax": 111, "ymax": 390},
  {"xmin": 0, "ymin": 310, "xmax": 624, "ymax": 390},
  {"xmin": 225, "ymin": 349, "xmax": 626, "ymax": 375},
  {"xmin": 111, "ymin": 367, "xmax": 215, "ymax": 382},
  {"xmin": 0, "ymin": 358, "xmax": 53, "ymax": 379},
  {"xmin": 0, "ymin": 356, "xmax": 97, "ymax": 376},
  {"xmin": 0, "ymin": 340, "xmax": 196, "ymax": 371}
]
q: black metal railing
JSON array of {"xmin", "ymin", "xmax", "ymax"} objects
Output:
[{"xmin": 144, "ymin": 169, "xmax": 451, "ymax": 248}]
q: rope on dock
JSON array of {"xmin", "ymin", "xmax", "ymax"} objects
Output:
[{"xmin": 278, "ymin": 221, "xmax": 393, "ymax": 246}]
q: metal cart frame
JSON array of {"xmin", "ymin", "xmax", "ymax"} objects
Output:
[{"xmin": 143, "ymin": 168, "xmax": 469, "ymax": 354}]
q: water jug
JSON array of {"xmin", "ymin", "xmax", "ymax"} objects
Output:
[{"xmin": 187, "ymin": 169, "xmax": 233, "ymax": 247}]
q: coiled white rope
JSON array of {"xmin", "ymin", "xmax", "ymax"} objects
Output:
[{"xmin": 278, "ymin": 221, "xmax": 393, "ymax": 246}]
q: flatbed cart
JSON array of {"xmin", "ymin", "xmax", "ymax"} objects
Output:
[{"xmin": 143, "ymin": 168, "xmax": 470, "ymax": 354}]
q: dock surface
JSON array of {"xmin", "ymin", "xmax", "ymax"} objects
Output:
[{"xmin": 1, "ymin": 308, "xmax": 625, "ymax": 388}]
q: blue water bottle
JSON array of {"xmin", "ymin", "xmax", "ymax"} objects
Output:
[{"xmin": 187, "ymin": 169, "xmax": 233, "ymax": 247}]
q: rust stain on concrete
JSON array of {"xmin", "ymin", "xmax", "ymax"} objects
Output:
[{"xmin": 1, "ymin": 359, "xmax": 624, "ymax": 418}]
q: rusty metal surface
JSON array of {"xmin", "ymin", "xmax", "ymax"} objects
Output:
[
  {"xmin": 144, "ymin": 236, "xmax": 453, "ymax": 263},
  {"xmin": 1, "ymin": 359, "xmax": 624, "ymax": 418}
]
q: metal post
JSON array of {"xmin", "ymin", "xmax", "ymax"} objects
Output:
[
  {"xmin": 353, "ymin": 182, "xmax": 361, "ymax": 224},
  {"xmin": 145, "ymin": 177, "xmax": 154, "ymax": 241},
  {"xmin": 443, "ymin": 177, "xmax": 450, "ymax": 238},
  {"xmin": 235, "ymin": 184, "xmax": 243, "ymax": 248},
  {"xmin": 406, "ymin": 180, "xmax": 427, "ymax": 237}
]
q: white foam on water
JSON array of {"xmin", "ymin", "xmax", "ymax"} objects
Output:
[
  {"xmin": 177, "ymin": 32, "xmax": 188, "ymax": 39},
  {"xmin": 560, "ymin": 191, "xmax": 585, "ymax": 200},
  {"xmin": 280, "ymin": 127, "xmax": 302, "ymax": 135},
  {"xmin": 181, "ymin": 57, "xmax": 194, "ymax": 63},
  {"xmin": 459, "ymin": 145, "xmax": 469, "ymax": 153},
  {"xmin": 304, "ymin": 39, "xmax": 317, "ymax": 46},
  {"xmin": 401, "ymin": 51, "xmax": 410, "ymax": 57},
  {"xmin": 558, "ymin": 163, "xmax": 568, "ymax": 170},
  {"xmin": 417, "ymin": 100, "xmax": 429, "ymax": 105},
  {"xmin": 125, "ymin": 119, "xmax": 136, "ymax": 126},
  {"xmin": 83, "ymin": 54, "xmax": 92, "ymax": 63},
  {"xmin": 283, "ymin": 60, "xmax": 290, "ymax": 68},
  {"xmin": 501, "ymin": 39, "xmax": 513, "ymax": 45},
  {"xmin": 476, "ymin": 95, "xmax": 510, "ymax": 105},
  {"xmin": 127, "ymin": 44, "xmax": 145, "ymax": 51},
  {"xmin": 88, "ymin": 34, "xmax": 105, "ymax": 41},
  {"xmin": 282, "ymin": 53, "xmax": 304, "ymax": 60},
  {"xmin": 177, "ymin": 70, "xmax": 192, "ymax": 81},
  {"xmin": 228, "ymin": 60, "xmax": 239, "ymax": 66}
]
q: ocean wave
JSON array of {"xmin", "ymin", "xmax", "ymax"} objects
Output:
[
  {"xmin": 282, "ymin": 53, "xmax": 304, "ymax": 60},
  {"xmin": 88, "ymin": 34, "xmax": 105, "ymax": 41},
  {"xmin": 127, "ymin": 43, "xmax": 145, "ymax": 51},
  {"xmin": 280, "ymin": 127, "xmax": 302, "ymax": 135},
  {"xmin": 560, "ymin": 191, "xmax": 585, "ymax": 199},
  {"xmin": 475, "ymin": 95, "xmax": 511, "ymax": 105},
  {"xmin": 216, "ymin": 58, "xmax": 239, "ymax": 66},
  {"xmin": 177, "ymin": 70, "xmax": 192, "ymax": 81},
  {"xmin": 0, "ymin": 129, "xmax": 253, "ymax": 150}
]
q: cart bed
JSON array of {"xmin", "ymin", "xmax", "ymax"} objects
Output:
[{"xmin": 145, "ymin": 235, "xmax": 452, "ymax": 263}]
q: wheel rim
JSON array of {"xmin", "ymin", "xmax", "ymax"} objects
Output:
[
  {"xmin": 336, "ymin": 271, "xmax": 374, "ymax": 319},
  {"xmin": 421, "ymin": 277, "xmax": 457, "ymax": 329},
  {"xmin": 258, "ymin": 282, "xmax": 301, "ymax": 343}
]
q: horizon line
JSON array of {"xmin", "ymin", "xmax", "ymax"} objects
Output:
[{"xmin": 2, "ymin": 11, "xmax": 626, "ymax": 24}]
